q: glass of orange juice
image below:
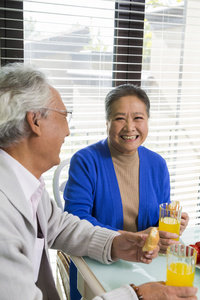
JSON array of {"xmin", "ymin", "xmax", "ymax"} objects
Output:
[
  {"xmin": 159, "ymin": 203, "xmax": 182, "ymax": 241},
  {"xmin": 166, "ymin": 244, "xmax": 197, "ymax": 286}
]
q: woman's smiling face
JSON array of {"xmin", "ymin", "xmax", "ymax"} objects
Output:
[{"xmin": 106, "ymin": 95, "xmax": 149, "ymax": 154}]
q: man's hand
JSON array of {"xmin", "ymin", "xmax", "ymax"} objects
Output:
[
  {"xmin": 111, "ymin": 232, "xmax": 159, "ymax": 263},
  {"xmin": 139, "ymin": 282, "xmax": 198, "ymax": 299},
  {"xmin": 180, "ymin": 212, "xmax": 189, "ymax": 235}
]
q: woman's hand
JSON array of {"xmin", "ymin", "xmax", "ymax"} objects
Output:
[
  {"xmin": 158, "ymin": 211, "xmax": 189, "ymax": 254},
  {"xmin": 158, "ymin": 230, "xmax": 180, "ymax": 254},
  {"xmin": 180, "ymin": 212, "xmax": 189, "ymax": 235}
]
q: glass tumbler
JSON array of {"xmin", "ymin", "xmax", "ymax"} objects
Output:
[
  {"xmin": 159, "ymin": 203, "xmax": 182, "ymax": 241},
  {"xmin": 166, "ymin": 244, "xmax": 197, "ymax": 287}
]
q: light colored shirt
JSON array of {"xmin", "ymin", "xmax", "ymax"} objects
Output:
[
  {"xmin": 0, "ymin": 149, "xmax": 139, "ymax": 300},
  {"xmin": 108, "ymin": 141, "xmax": 139, "ymax": 232},
  {"xmin": 0, "ymin": 149, "xmax": 44, "ymax": 282}
]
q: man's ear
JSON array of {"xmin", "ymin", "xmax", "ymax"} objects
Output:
[{"xmin": 26, "ymin": 111, "xmax": 42, "ymax": 136}]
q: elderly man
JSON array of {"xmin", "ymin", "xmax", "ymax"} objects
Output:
[{"xmin": 0, "ymin": 63, "xmax": 197, "ymax": 300}]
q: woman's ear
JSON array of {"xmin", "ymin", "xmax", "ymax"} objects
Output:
[
  {"xmin": 106, "ymin": 120, "xmax": 109, "ymax": 135},
  {"xmin": 26, "ymin": 111, "xmax": 42, "ymax": 136}
]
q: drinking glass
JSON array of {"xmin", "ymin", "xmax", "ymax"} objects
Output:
[
  {"xmin": 166, "ymin": 244, "xmax": 197, "ymax": 286},
  {"xmin": 159, "ymin": 203, "xmax": 182, "ymax": 241}
]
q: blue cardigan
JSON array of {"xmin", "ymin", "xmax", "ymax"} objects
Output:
[
  {"xmin": 64, "ymin": 138, "xmax": 170, "ymax": 231},
  {"xmin": 64, "ymin": 139, "xmax": 171, "ymax": 300}
]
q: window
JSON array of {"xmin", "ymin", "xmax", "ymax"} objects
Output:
[
  {"xmin": 142, "ymin": 0, "xmax": 200, "ymax": 226},
  {"xmin": 1, "ymin": 0, "xmax": 200, "ymax": 226}
]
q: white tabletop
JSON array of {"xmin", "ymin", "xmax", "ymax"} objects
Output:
[{"xmin": 71, "ymin": 226, "xmax": 200, "ymax": 299}]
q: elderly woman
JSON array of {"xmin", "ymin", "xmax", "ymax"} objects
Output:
[
  {"xmin": 64, "ymin": 84, "xmax": 189, "ymax": 300},
  {"xmin": 64, "ymin": 84, "xmax": 188, "ymax": 238}
]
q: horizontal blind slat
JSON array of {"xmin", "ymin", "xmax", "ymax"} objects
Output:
[{"xmin": 1, "ymin": 0, "xmax": 200, "ymax": 226}]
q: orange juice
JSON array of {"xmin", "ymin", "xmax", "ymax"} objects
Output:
[
  {"xmin": 166, "ymin": 262, "xmax": 195, "ymax": 286},
  {"xmin": 159, "ymin": 217, "xmax": 180, "ymax": 241}
]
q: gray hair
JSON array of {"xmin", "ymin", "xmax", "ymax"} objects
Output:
[
  {"xmin": 105, "ymin": 83, "xmax": 150, "ymax": 120},
  {"xmin": 0, "ymin": 63, "xmax": 52, "ymax": 148}
]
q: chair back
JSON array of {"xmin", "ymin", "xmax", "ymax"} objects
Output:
[
  {"xmin": 52, "ymin": 158, "xmax": 71, "ymax": 300},
  {"xmin": 53, "ymin": 158, "xmax": 71, "ymax": 210}
]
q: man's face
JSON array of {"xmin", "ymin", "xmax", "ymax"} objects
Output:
[
  {"xmin": 106, "ymin": 95, "xmax": 149, "ymax": 155},
  {"xmin": 39, "ymin": 87, "xmax": 70, "ymax": 169}
]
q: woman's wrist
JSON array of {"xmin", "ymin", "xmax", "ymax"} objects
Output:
[{"xmin": 130, "ymin": 284, "xmax": 144, "ymax": 299}]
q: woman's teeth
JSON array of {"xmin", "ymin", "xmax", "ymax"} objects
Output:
[{"xmin": 121, "ymin": 135, "xmax": 137, "ymax": 140}]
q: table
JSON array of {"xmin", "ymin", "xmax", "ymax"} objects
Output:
[{"xmin": 71, "ymin": 226, "xmax": 200, "ymax": 300}]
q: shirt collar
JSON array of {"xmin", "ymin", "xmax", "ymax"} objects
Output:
[{"xmin": 0, "ymin": 149, "xmax": 43, "ymax": 202}]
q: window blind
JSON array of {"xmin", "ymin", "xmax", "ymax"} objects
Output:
[
  {"xmin": 141, "ymin": 0, "xmax": 200, "ymax": 227},
  {"xmin": 1, "ymin": 0, "xmax": 200, "ymax": 227}
]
